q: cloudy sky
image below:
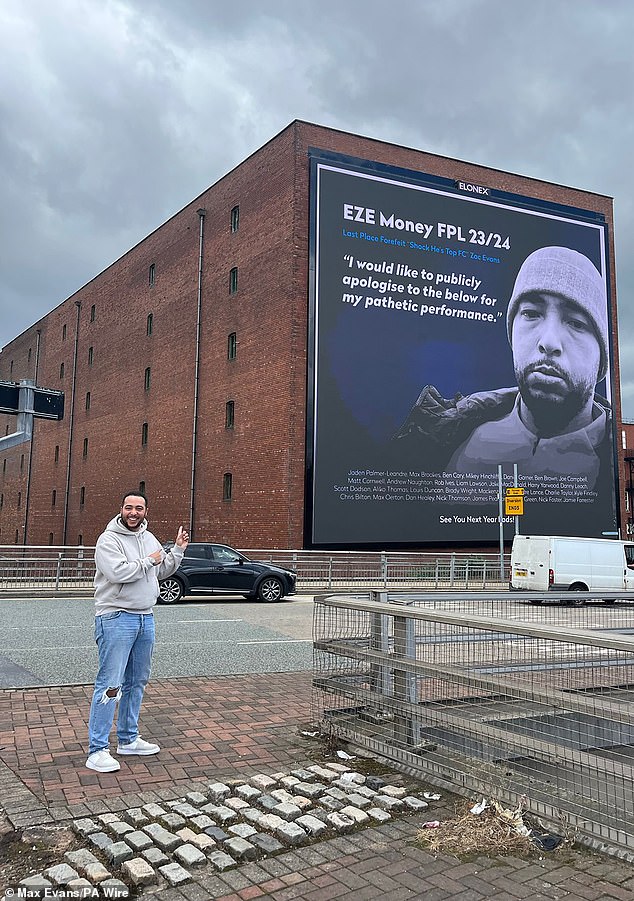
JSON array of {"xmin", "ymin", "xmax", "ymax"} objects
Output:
[{"xmin": 1, "ymin": 0, "xmax": 633, "ymax": 414}]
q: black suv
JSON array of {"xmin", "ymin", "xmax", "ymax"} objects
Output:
[{"xmin": 158, "ymin": 543, "xmax": 297, "ymax": 604}]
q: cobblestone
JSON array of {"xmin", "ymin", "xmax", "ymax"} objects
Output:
[
  {"xmin": 72, "ymin": 818, "xmax": 100, "ymax": 837},
  {"xmin": 169, "ymin": 802, "xmax": 201, "ymax": 818},
  {"xmin": 173, "ymin": 843, "xmax": 207, "ymax": 868},
  {"xmin": 228, "ymin": 822, "xmax": 258, "ymax": 839},
  {"xmin": 159, "ymin": 861, "xmax": 192, "ymax": 886},
  {"xmin": 250, "ymin": 774, "xmax": 278, "ymax": 791},
  {"xmin": 201, "ymin": 803, "xmax": 238, "ymax": 824},
  {"xmin": 207, "ymin": 782, "xmax": 231, "ymax": 803},
  {"xmin": 5, "ymin": 703, "xmax": 633, "ymax": 901},
  {"xmin": 275, "ymin": 821, "xmax": 309, "ymax": 846},
  {"xmin": 109, "ymin": 820, "xmax": 135, "ymax": 838},
  {"xmin": 64, "ymin": 849, "xmax": 111, "ymax": 883},
  {"xmin": 87, "ymin": 831, "xmax": 114, "ymax": 852},
  {"xmin": 143, "ymin": 822, "xmax": 183, "ymax": 851},
  {"xmin": 122, "ymin": 857, "xmax": 159, "ymax": 886},
  {"xmin": 190, "ymin": 814, "xmax": 214, "ymax": 830},
  {"xmin": 340, "ymin": 805, "xmax": 370, "ymax": 825},
  {"xmin": 125, "ymin": 829, "xmax": 155, "ymax": 851},
  {"xmin": 142, "ymin": 846, "xmax": 170, "ymax": 867},
  {"xmin": 42, "ymin": 863, "xmax": 79, "ymax": 885},
  {"xmin": 208, "ymin": 850, "xmax": 237, "ymax": 871},
  {"xmin": 104, "ymin": 841, "xmax": 135, "ymax": 866},
  {"xmin": 124, "ymin": 808, "xmax": 150, "ymax": 827},
  {"xmin": 223, "ymin": 836, "xmax": 259, "ymax": 861},
  {"xmin": 160, "ymin": 812, "xmax": 187, "ymax": 830}
]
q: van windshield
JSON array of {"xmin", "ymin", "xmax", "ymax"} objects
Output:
[{"xmin": 625, "ymin": 546, "xmax": 634, "ymax": 568}]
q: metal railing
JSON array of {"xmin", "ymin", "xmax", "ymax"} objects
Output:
[
  {"xmin": 313, "ymin": 591, "xmax": 634, "ymax": 858},
  {"xmin": 0, "ymin": 546, "xmax": 511, "ymax": 593}
]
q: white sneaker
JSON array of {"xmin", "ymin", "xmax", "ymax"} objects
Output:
[
  {"xmin": 117, "ymin": 736, "xmax": 160, "ymax": 756},
  {"xmin": 86, "ymin": 749, "xmax": 121, "ymax": 772}
]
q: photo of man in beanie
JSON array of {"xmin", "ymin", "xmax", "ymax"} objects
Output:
[{"xmin": 394, "ymin": 246, "xmax": 612, "ymax": 491}]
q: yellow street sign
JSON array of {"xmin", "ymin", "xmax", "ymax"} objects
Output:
[
  {"xmin": 505, "ymin": 498, "xmax": 524, "ymax": 516},
  {"xmin": 505, "ymin": 487, "xmax": 524, "ymax": 496}
]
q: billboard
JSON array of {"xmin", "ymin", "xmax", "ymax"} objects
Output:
[{"xmin": 307, "ymin": 152, "xmax": 618, "ymax": 546}]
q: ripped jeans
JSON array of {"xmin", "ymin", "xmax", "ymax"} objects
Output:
[{"xmin": 88, "ymin": 611, "xmax": 155, "ymax": 754}]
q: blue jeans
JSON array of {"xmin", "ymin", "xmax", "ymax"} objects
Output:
[{"xmin": 88, "ymin": 611, "xmax": 155, "ymax": 754}]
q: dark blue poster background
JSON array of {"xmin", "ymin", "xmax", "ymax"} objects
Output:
[{"xmin": 308, "ymin": 156, "xmax": 617, "ymax": 546}]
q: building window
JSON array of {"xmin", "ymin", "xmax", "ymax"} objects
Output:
[
  {"xmin": 17, "ymin": 491, "xmax": 21, "ymax": 509},
  {"xmin": 144, "ymin": 367, "xmax": 151, "ymax": 391},
  {"xmin": 225, "ymin": 400, "xmax": 235, "ymax": 429},
  {"xmin": 85, "ymin": 391, "xmax": 91, "ymax": 411},
  {"xmin": 62, "ymin": 324, "xmax": 67, "ymax": 340},
  {"xmin": 139, "ymin": 480, "xmax": 146, "ymax": 495},
  {"xmin": 88, "ymin": 346, "xmax": 93, "ymax": 366},
  {"xmin": 141, "ymin": 422, "xmax": 148, "ymax": 447},
  {"xmin": 83, "ymin": 437, "xmax": 88, "ymax": 458},
  {"xmin": 231, "ymin": 205, "xmax": 240, "ymax": 233},
  {"xmin": 80, "ymin": 486, "xmax": 85, "ymax": 506},
  {"xmin": 52, "ymin": 490, "xmax": 56, "ymax": 507},
  {"xmin": 2, "ymin": 459, "xmax": 6, "ymax": 474},
  {"xmin": 147, "ymin": 313, "xmax": 153, "ymax": 336},
  {"xmin": 228, "ymin": 332, "xmax": 237, "ymax": 360},
  {"xmin": 149, "ymin": 263, "xmax": 155, "ymax": 286},
  {"xmin": 60, "ymin": 362, "xmax": 65, "ymax": 379},
  {"xmin": 78, "ymin": 534, "xmax": 83, "ymax": 545},
  {"xmin": 48, "ymin": 532, "xmax": 54, "ymax": 545},
  {"xmin": 15, "ymin": 529, "xmax": 19, "ymax": 543},
  {"xmin": 229, "ymin": 267, "xmax": 238, "ymax": 294},
  {"xmin": 9, "ymin": 360, "xmax": 13, "ymax": 375},
  {"xmin": 20, "ymin": 454, "xmax": 24, "ymax": 471},
  {"xmin": 90, "ymin": 304, "xmax": 96, "ymax": 322},
  {"xmin": 0, "ymin": 494, "xmax": 3, "ymax": 510},
  {"xmin": 223, "ymin": 472, "xmax": 233, "ymax": 501},
  {"xmin": 54, "ymin": 445, "xmax": 60, "ymax": 464},
  {"xmin": 28, "ymin": 347, "xmax": 32, "ymax": 363}
]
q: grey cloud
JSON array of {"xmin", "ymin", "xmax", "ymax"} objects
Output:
[{"xmin": 1, "ymin": 0, "xmax": 633, "ymax": 414}]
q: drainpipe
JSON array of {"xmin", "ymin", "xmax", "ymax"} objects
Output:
[
  {"xmin": 62, "ymin": 301, "xmax": 81, "ymax": 545},
  {"xmin": 190, "ymin": 209, "xmax": 206, "ymax": 539},
  {"xmin": 23, "ymin": 329, "xmax": 41, "ymax": 542}
]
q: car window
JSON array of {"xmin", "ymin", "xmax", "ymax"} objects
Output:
[
  {"xmin": 184, "ymin": 545, "xmax": 210, "ymax": 559},
  {"xmin": 211, "ymin": 545, "xmax": 241, "ymax": 563}
]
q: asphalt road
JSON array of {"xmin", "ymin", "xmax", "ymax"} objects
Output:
[
  {"xmin": 2, "ymin": 589, "xmax": 633, "ymax": 690},
  {"xmin": 0, "ymin": 594, "xmax": 316, "ymax": 688}
]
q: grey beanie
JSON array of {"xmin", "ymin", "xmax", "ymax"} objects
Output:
[{"xmin": 506, "ymin": 246, "xmax": 608, "ymax": 382}]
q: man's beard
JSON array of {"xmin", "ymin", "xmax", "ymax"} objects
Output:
[{"xmin": 516, "ymin": 362, "xmax": 594, "ymax": 437}]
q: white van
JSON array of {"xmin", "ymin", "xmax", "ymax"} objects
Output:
[{"xmin": 510, "ymin": 535, "xmax": 634, "ymax": 599}]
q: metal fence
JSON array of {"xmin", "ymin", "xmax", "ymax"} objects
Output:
[
  {"xmin": 0, "ymin": 546, "xmax": 510, "ymax": 593},
  {"xmin": 313, "ymin": 591, "xmax": 634, "ymax": 858}
]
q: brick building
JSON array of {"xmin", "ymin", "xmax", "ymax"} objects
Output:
[{"xmin": 0, "ymin": 120, "xmax": 625, "ymax": 548}]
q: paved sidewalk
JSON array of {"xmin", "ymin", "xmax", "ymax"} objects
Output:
[{"xmin": 1, "ymin": 672, "xmax": 634, "ymax": 899}]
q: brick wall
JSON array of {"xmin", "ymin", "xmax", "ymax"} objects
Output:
[{"xmin": 0, "ymin": 120, "xmax": 623, "ymax": 548}]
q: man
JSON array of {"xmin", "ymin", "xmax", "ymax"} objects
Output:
[
  {"xmin": 394, "ymin": 246, "xmax": 612, "ymax": 488},
  {"xmin": 86, "ymin": 492, "xmax": 188, "ymax": 773}
]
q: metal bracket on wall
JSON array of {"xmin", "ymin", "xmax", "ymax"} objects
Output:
[{"xmin": 0, "ymin": 379, "xmax": 64, "ymax": 451}]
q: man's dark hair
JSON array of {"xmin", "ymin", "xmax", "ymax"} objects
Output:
[{"xmin": 121, "ymin": 490, "xmax": 149, "ymax": 508}]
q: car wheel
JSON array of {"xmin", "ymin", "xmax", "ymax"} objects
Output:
[
  {"xmin": 257, "ymin": 576, "xmax": 284, "ymax": 603},
  {"xmin": 567, "ymin": 583, "xmax": 587, "ymax": 606},
  {"xmin": 158, "ymin": 578, "xmax": 184, "ymax": 604}
]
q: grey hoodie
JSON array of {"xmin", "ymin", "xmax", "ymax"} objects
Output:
[{"xmin": 94, "ymin": 516, "xmax": 185, "ymax": 616}]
